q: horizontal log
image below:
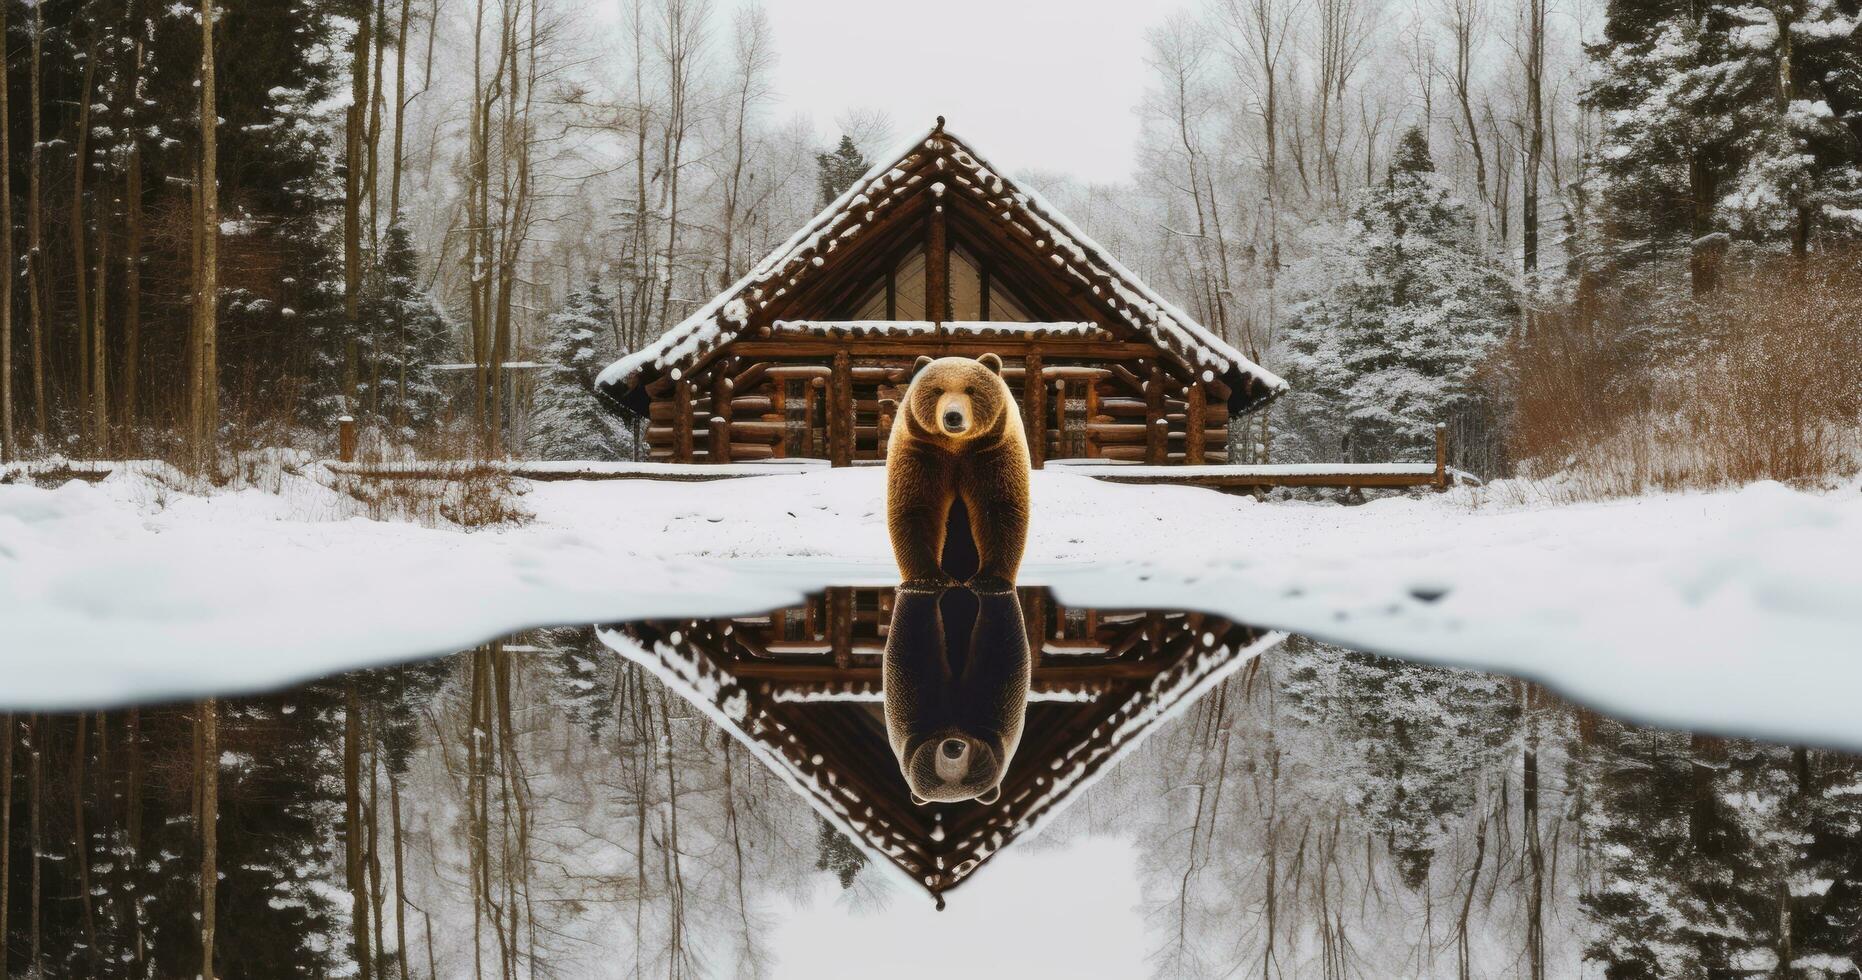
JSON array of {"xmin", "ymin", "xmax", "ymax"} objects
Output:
[
  {"xmin": 726, "ymin": 339, "xmax": 1159, "ymax": 360},
  {"xmin": 728, "ymin": 396, "xmax": 774, "ymax": 414},
  {"xmin": 765, "ymin": 364, "xmax": 833, "ymax": 382},
  {"xmin": 720, "ymin": 419, "xmax": 783, "ymax": 438},
  {"xmin": 725, "ymin": 661, "xmax": 1168, "ymax": 683}
]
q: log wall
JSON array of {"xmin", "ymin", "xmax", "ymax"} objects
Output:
[{"xmin": 641, "ymin": 339, "xmax": 1230, "ymax": 465}]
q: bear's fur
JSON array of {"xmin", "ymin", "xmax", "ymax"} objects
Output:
[
  {"xmin": 885, "ymin": 353, "xmax": 1031, "ymax": 593},
  {"xmin": 883, "ymin": 586, "xmax": 1031, "ymax": 805}
]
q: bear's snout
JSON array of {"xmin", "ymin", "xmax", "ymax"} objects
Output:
[
  {"xmin": 935, "ymin": 737, "xmax": 970, "ymax": 780},
  {"xmin": 935, "ymin": 392, "xmax": 972, "ymax": 434}
]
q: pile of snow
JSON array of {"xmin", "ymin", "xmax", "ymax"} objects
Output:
[{"xmin": 3, "ymin": 464, "xmax": 1859, "ymax": 750}]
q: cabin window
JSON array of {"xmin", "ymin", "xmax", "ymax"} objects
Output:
[{"xmin": 848, "ymin": 244, "xmax": 1038, "ymax": 321}]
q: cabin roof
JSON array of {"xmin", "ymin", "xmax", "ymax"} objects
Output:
[
  {"xmin": 596, "ymin": 121, "xmax": 1287, "ymax": 414},
  {"xmin": 596, "ymin": 595, "xmax": 1284, "ymax": 904}
]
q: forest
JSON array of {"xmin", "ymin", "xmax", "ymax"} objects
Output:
[{"xmin": 0, "ymin": 0, "xmax": 1856, "ymax": 482}]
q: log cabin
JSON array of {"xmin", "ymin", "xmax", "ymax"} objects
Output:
[
  {"xmin": 597, "ymin": 120, "xmax": 1287, "ymax": 467},
  {"xmin": 600, "ymin": 586, "xmax": 1280, "ymax": 905}
]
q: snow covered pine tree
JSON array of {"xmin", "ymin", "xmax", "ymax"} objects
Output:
[
  {"xmin": 526, "ymin": 281, "xmax": 634, "ymax": 460},
  {"xmin": 1280, "ymin": 126, "xmax": 1516, "ymax": 464}
]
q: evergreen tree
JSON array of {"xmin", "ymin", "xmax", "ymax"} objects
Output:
[
  {"xmin": 1279, "ymin": 127, "xmax": 1516, "ymax": 464},
  {"xmin": 525, "ymin": 281, "xmax": 633, "ymax": 461},
  {"xmin": 815, "ymin": 134, "xmax": 870, "ymax": 207},
  {"xmin": 368, "ymin": 224, "xmax": 456, "ymax": 438},
  {"xmin": 814, "ymin": 816, "xmax": 867, "ymax": 889},
  {"xmin": 1584, "ymin": 0, "xmax": 1862, "ymax": 289}
]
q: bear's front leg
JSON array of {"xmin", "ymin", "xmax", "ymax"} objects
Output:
[
  {"xmin": 887, "ymin": 450, "xmax": 959, "ymax": 591},
  {"xmin": 962, "ymin": 452, "xmax": 1029, "ymax": 593}
]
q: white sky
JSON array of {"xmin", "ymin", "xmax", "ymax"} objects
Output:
[{"xmin": 584, "ymin": 0, "xmax": 1168, "ymax": 184}]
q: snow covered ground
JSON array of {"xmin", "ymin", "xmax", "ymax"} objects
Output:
[{"xmin": 3, "ymin": 460, "xmax": 1858, "ymax": 748}]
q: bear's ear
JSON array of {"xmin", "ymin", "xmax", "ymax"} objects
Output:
[
  {"xmin": 978, "ymin": 352, "xmax": 1003, "ymax": 375},
  {"xmin": 911, "ymin": 793, "xmax": 929, "ymax": 807},
  {"xmin": 912, "ymin": 355, "xmax": 935, "ymax": 379},
  {"xmin": 975, "ymin": 784, "xmax": 1001, "ymax": 805}
]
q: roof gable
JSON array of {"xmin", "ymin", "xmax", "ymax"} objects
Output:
[
  {"xmin": 596, "ymin": 587, "xmax": 1284, "ymax": 904},
  {"xmin": 597, "ymin": 122, "xmax": 1287, "ymax": 413}
]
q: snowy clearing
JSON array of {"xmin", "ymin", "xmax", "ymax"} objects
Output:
[{"xmin": 2, "ymin": 464, "xmax": 1857, "ymax": 749}]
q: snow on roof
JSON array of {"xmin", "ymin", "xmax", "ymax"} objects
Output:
[
  {"xmin": 597, "ymin": 122, "xmax": 1287, "ymax": 409},
  {"xmin": 770, "ymin": 319, "xmax": 1108, "ymax": 339}
]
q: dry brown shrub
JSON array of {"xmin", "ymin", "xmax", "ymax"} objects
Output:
[
  {"xmin": 334, "ymin": 414, "xmax": 531, "ymax": 528},
  {"xmin": 1500, "ymin": 250, "xmax": 1862, "ymax": 498}
]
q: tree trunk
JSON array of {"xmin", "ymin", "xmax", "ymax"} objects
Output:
[
  {"xmin": 1, "ymin": 715, "xmax": 11, "ymax": 964},
  {"xmin": 346, "ymin": 683, "xmax": 374, "ymax": 980},
  {"xmin": 72, "ymin": 41, "xmax": 99, "ymax": 435},
  {"xmin": 127, "ymin": 707, "xmax": 146, "ymax": 969},
  {"xmin": 392, "ymin": 770, "xmax": 411, "ymax": 980},
  {"xmin": 73, "ymin": 714, "xmax": 99, "ymax": 962},
  {"xmin": 199, "ymin": 699, "xmax": 219, "ymax": 980},
  {"xmin": 368, "ymin": 731, "xmax": 387, "ymax": 972},
  {"xmin": 0, "ymin": 0, "xmax": 12, "ymax": 460},
  {"xmin": 29, "ymin": 716, "xmax": 42, "ymax": 978},
  {"xmin": 1521, "ymin": 0, "xmax": 1545, "ymax": 278},
  {"xmin": 120, "ymin": 37, "xmax": 147, "ymax": 439},
  {"xmin": 26, "ymin": 0, "xmax": 47, "ymax": 437},
  {"xmin": 195, "ymin": 0, "xmax": 221, "ymax": 452},
  {"xmin": 346, "ymin": 0, "xmax": 372, "ymax": 412},
  {"xmin": 391, "ymin": 0, "xmax": 411, "ymax": 225}
]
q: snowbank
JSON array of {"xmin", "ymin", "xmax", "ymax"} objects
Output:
[{"xmin": 2, "ymin": 465, "xmax": 1858, "ymax": 750}]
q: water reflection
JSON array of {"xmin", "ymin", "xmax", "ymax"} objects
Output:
[
  {"xmin": 599, "ymin": 586, "xmax": 1280, "ymax": 904},
  {"xmin": 883, "ymin": 587, "xmax": 1029, "ymax": 807},
  {"xmin": 4, "ymin": 589, "xmax": 1861, "ymax": 978}
]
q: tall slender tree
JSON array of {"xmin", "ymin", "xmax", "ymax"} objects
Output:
[{"xmin": 194, "ymin": 0, "xmax": 221, "ymax": 452}]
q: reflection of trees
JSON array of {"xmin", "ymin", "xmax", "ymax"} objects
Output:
[
  {"xmin": 1062, "ymin": 638, "xmax": 1862, "ymax": 979},
  {"xmin": 9, "ymin": 633, "xmax": 1862, "ymax": 978}
]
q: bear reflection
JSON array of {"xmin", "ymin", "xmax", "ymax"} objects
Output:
[{"xmin": 883, "ymin": 586, "xmax": 1030, "ymax": 806}]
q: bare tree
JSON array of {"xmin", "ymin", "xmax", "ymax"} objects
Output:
[
  {"xmin": 716, "ymin": 4, "xmax": 775, "ymax": 288},
  {"xmin": 1519, "ymin": 0, "xmax": 1546, "ymax": 278},
  {"xmin": 26, "ymin": 0, "xmax": 46, "ymax": 437},
  {"xmin": 193, "ymin": 0, "xmax": 222, "ymax": 453},
  {"xmin": 0, "ymin": 0, "xmax": 12, "ymax": 461},
  {"xmin": 1439, "ymin": 0, "xmax": 1491, "ymax": 235},
  {"xmin": 199, "ymin": 698, "xmax": 219, "ymax": 980}
]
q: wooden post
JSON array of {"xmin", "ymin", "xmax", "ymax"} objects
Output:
[
  {"xmin": 338, "ymin": 416, "xmax": 357, "ymax": 462},
  {"xmin": 878, "ymin": 399, "xmax": 895, "ymax": 453},
  {"xmin": 1185, "ymin": 383, "xmax": 1207, "ymax": 466},
  {"xmin": 1024, "ymin": 591, "xmax": 1047, "ymax": 668},
  {"xmin": 708, "ymin": 416, "xmax": 731, "ymax": 464},
  {"xmin": 710, "ymin": 371, "xmax": 733, "ymax": 464},
  {"xmin": 828, "ymin": 587, "xmax": 853, "ymax": 669},
  {"xmin": 1024, "ymin": 350, "xmax": 1045, "ymax": 469},
  {"xmin": 926, "ymin": 197, "xmax": 949, "ymax": 322},
  {"xmin": 1434, "ymin": 422, "xmax": 1448, "ymax": 492},
  {"xmin": 803, "ymin": 379, "xmax": 819, "ymax": 457},
  {"xmin": 1144, "ymin": 363, "xmax": 1166, "ymax": 465},
  {"xmin": 830, "ymin": 351, "xmax": 852, "ymax": 467},
  {"xmin": 673, "ymin": 379, "xmax": 694, "ymax": 463}
]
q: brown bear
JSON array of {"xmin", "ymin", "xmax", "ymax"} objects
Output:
[
  {"xmin": 885, "ymin": 353, "xmax": 1031, "ymax": 593},
  {"xmin": 883, "ymin": 586, "xmax": 1031, "ymax": 805}
]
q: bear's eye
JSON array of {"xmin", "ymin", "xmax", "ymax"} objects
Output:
[{"xmin": 964, "ymin": 386, "xmax": 975, "ymax": 396}]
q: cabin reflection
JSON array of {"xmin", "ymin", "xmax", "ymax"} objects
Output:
[{"xmin": 598, "ymin": 586, "xmax": 1281, "ymax": 905}]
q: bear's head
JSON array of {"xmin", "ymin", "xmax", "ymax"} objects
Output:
[
  {"xmin": 901, "ymin": 732, "xmax": 1005, "ymax": 805},
  {"xmin": 883, "ymin": 587, "xmax": 1030, "ymax": 808},
  {"xmin": 906, "ymin": 354, "xmax": 1010, "ymax": 443}
]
